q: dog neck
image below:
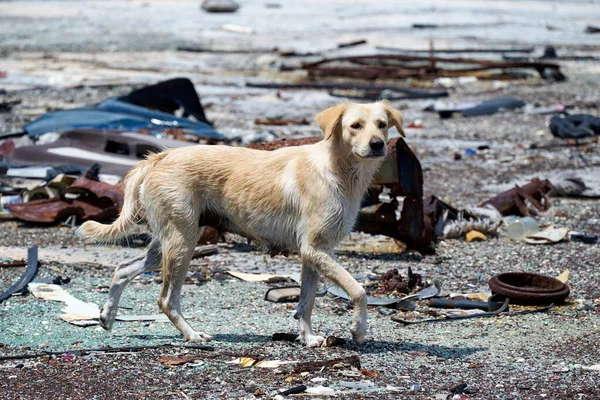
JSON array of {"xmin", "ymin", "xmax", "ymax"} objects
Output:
[{"xmin": 317, "ymin": 138, "xmax": 383, "ymax": 201}]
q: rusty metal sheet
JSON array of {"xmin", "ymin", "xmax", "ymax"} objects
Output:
[
  {"xmin": 7, "ymin": 197, "xmax": 119, "ymax": 224},
  {"xmin": 284, "ymin": 54, "xmax": 565, "ymax": 81},
  {"xmin": 480, "ymin": 178, "xmax": 553, "ymax": 216},
  {"xmin": 67, "ymin": 175, "xmax": 124, "ymax": 209}
]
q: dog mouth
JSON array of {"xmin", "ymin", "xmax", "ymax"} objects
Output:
[{"xmin": 356, "ymin": 150, "xmax": 386, "ymax": 159}]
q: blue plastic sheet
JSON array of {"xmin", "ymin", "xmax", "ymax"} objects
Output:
[{"xmin": 23, "ymin": 78, "xmax": 223, "ymax": 140}]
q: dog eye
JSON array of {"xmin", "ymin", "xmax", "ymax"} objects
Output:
[
  {"xmin": 378, "ymin": 121, "xmax": 387, "ymax": 129},
  {"xmin": 351, "ymin": 122, "xmax": 362, "ymax": 130}
]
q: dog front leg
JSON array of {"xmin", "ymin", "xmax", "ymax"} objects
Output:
[
  {"xmin": 301, "ymin": 246, "xmax": 367, "ymax": 344},
  {"xmin": 294, "ymin": 263, "xmax": 324, "ymax": 347}
]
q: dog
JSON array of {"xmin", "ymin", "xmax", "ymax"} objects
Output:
[{"xmin": 78, "ymin": 101, "xmax": 405, "ymax": 347}]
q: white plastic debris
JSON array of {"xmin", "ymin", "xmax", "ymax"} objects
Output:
[
  {"xmin": 227, "ymin": 357, "xmax": 294, "ymax": 369},
  {"xmin": 339, "ymin": 381, "xmax": 375, "ymax": 390},
  {"xmin": 28, "ymin": 283, "xmax": 100, "ymax": 324},
  {"xmin": 306, "ymin": 386, "xmax": 337, "ymax": 395},
  {"xmin": 222, "ymin": 24, "xmax": 254, "ymax": 34},
  {"xmin": 226, "ymin": 271, "xmax": 289, "ymax": 282},
  {"xmin": 582, "ymin": 364, "xmax": 600, "ymax": 371}
]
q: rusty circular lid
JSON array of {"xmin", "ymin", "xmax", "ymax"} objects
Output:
[{"xmin": 488, "ymin": 272, "xmax": 569, "ymax": 305}]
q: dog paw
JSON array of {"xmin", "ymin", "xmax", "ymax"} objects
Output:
[
  {"xmin": 99, "ymin": 307, "xmax": 116, "ymax": 331},
  {"xmin": 351, "ymin": 321, "xmax": 367, "ymax": 344},
  {"xmin": 303, "ymin": 334, "xmax": 326, "ymax": 348},
  {"xmin": 185, "ymin": 332, "xmax": 213, "ymax": 343},
  {"xmin": 351, "ymin": 329, "xmax": 366, "ymax": 344}
]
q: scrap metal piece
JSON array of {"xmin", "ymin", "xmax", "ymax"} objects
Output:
[
  {"xmin": 0, "ymin": 260, "xmax": 27, "ymax": 268},
  {"xmin": 0, "ymin": 247, "xmax": 39, "ymax": 304},
  {"xmin": 488, "ymin": 272, "xmax": 569, "ymax": 305},
  {"xmin": 392, "ymin": 297, "xmax": 510, "ymax": 324},
  {"xmin": 254, "ymin": 118, "xmax": 310, "ymax": 126},
  {"xmin": 7, "ymin": 197, "xmax": 119, "ymax": 223},
  {"xmin": 480, "ymin": 178, "xmax": 553, "ymax": 216},
  {"xmin": 377, "ymin": 46, "xmax": 535, "ymax": 54},
  {"xmin": 67, "ymin": 174, "xmax": 125, "ymax": 209},
  {"xmin": 7, "ymin": 130, "xmax": 194, "ymax": 178},
  {"xmin": 429, "ymin": 293, "xmax": 508, "ymax": 312},
  {"xmin": 328, "ymin": 282, "xmax": 438, "ymax": 307},
  {"xmin": 246, "ymin": 81, "xmax": 449, "ymax": 100},
  {"xmin": 285, "ymin": 54, "xmax": 565, "ymax": 81},
  {"xmin": 7, "ymin": 164, "xmax": 126, "ymax": 224},
  {"xmin": 356, "ymin": 137, "xmax": 432, "ymax": 252},
  {"xmin": 392, "ymin": 299, "xmax": 555, "ymax": 325}
]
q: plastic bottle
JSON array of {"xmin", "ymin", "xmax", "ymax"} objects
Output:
[{"xmin": 507, "ymin": 217, "xmax": 539, "ymax": 240}]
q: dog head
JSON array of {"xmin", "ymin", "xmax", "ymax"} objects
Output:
[{"xmin": 316, "ymin": 101, "xmax": 405, "ymax": 160}]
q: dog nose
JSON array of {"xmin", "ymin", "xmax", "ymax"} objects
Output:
[{"xmin": 369, "ymin": 137, "xmax": 385, "ymax": 152}]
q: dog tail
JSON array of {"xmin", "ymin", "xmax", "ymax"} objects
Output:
[{"xmin": 77, "ymin": 160, "xmax": 150, "ymax": 243}]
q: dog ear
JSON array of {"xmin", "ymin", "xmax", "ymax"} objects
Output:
[
  {"xmin": 382, "ymin": 101, "xmax": 405, "ymax": 137},
  {"xmin": 316, "ymin": 103, "xmax": 348, "ymax": 140}
]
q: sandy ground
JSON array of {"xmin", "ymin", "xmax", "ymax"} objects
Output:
[{"xmin": 1, "ymin": 1, "xmax": 600, "ymax": 399}]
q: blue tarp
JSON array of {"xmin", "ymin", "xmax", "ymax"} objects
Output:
[{"xmin": 23, "ymin": 78, "xmax": 223, "ymax": 140}]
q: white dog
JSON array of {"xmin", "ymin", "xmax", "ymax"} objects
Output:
[{"xmin": 79, "ymin": 101, "xmax": 405, "ymax": 347}]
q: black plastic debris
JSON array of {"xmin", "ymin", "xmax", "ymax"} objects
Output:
[
  {"xmin": 450, "ymin": 383, "xmax": 471, "ymax": 395},
  {"xmin": 279, "ymin": 385, "xmax": 307, "ymax": 396},
  {"xmin": 0, "ymin": 247, "xmax": 39, "ymax": 304},
  {"xmin": 568, "ymin": 232, "xmax": 598, "ymax": 244},
  {"xmin": 549, "ymin": 114, "xmax": 600, "ymax": 139},
  {"xmin": 23, "ymin": 78, "xmax": 223, "ymax": 140},
  {"xmin": 31, "ymin": 276, "xmax": 71, "ymax": 285},
  {"xmin": 585, "ymin": 25, "xmax": 600, "ymax": 34}
]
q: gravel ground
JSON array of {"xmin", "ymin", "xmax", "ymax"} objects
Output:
[{"xmin": 1, "ymin": 1, "xmax": 600, "ymax": 399}]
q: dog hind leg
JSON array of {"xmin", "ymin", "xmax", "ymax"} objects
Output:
[
  {"xmin": 158, "ymin": 227, "xmax": 212, "ymax": 342},
  {"xmin": 294, "ymin": 263, "xmax": 324, "ymax": 347},
  {"xmin": 100, "ymin": 240, "xmax": 162, "ymax": 330}
]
